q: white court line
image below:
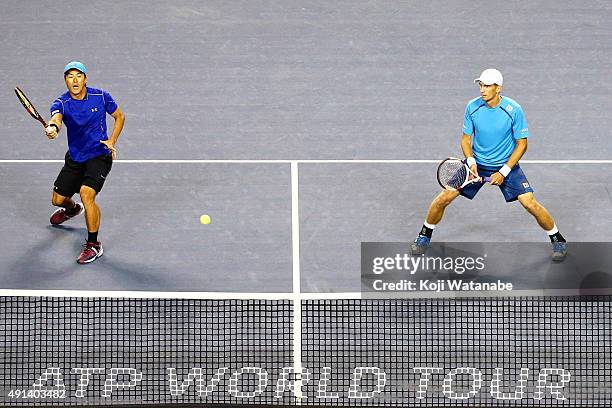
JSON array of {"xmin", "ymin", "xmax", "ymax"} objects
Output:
[
  {"xmin": 0, "ymin": 289, "xmax": 291, "ymax": 299},
  {"xmin": 291, "ymin": 162, "xmax": 301, "ymax": 296},
  {"xmin": 1, "ymin": 159, "xmax": 612, "ymax": 164},
  {"xmin": 0, "ymin": 289, "xmax": 360, "ymax": 300},
  {"xmin": 0, "ymin": 288, "xmax": 593, "ymax": 299},
  {"xmin": 290, "ymin": 161, "xmax": 304, "ymax": 401}
]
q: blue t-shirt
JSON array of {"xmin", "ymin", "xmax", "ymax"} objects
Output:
[
  {"xmin": 462, "ymin": 96, "xmax": 529, "ymax": 167},
  {"xmin": 50, "ymin": 87, "xmax": 118, "ymax": 163}
]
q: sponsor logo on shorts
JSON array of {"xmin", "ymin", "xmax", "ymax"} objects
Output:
[{"xmin": 522, "ymin": 182, "xmax": 530, "ymax": 188}]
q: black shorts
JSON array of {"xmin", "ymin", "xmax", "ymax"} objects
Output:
[{"xmin": 53, "ymin": 152, "xmax": 113, "ymax": 197}]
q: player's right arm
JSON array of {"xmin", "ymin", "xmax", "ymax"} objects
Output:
[
  {"xmin": 45, "ymin": 113, "xmax": 62, "ymax": 140},
  {"xmin": 461, "ymin": 101, "xmax": 479, "ymax": 178}
]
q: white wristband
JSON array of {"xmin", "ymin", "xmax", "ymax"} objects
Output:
[
  {"xmin": 499, "ymin": 164, "xmax": 512, "ymax": 177},
  {"xmin": 466, "ymin": 157, "xmax": 476, "ymax": 167}
]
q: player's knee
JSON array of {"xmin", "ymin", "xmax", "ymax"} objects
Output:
[
  {"xmin": 434, "ymin": 191, "xmax": 458, "ymax": 208},
  {"xmin": 51, "ymin": 192, "xmax": 67, "ymax": 207},
  {"xmin": 518, "ymin": 193, "xmax": 538, "ymax": 212},
  {"xmin": 79, "ymin": 186, "xmax": 97, "ymax": 204}
]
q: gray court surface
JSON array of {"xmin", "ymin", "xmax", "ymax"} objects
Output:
[
  {"xmin": 1, "ymin": 1, "xmax": 611, "ymax": 292},
  {"xmin": 0, "ymin": 162, "xmax": 292, "ymax": 291},
  {"xmin": 299, "ymin": 163, "xmax": 612, "ymax": 292}
]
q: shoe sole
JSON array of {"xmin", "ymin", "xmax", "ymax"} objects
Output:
[
  {"xmin": 77, "ymin": 247, "xmax": 104, "ymax": 264},
  {"xmin": 410, "ymin": 244, "xmax": 428, "ymax": 256},
  {"xmin": 50, "ymin": 203, "xmax": 84, "ymax": 225},
  {"xmin": 552, "ymin": 252, "xmax": 567, "ymax": 262}
]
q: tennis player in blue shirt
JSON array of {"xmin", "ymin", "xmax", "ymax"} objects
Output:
[
  {"xmin": 411, "ymin": 69, "xmax": 567, "ymax": 261},
  {"xmin": 44, "ymin": 61, "xmax": 125, "ymax": 264}
]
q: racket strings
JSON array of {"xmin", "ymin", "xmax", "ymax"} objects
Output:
[
  {"xmin": 17, "ymin": 93, "xmax": 31, "ymax": 109},
  {"xmin": 23, "ymin": 100, "xmax": 34, "ymax": 112},
  {"xmin": 438, "ymin": 161, "xmax": 467, "ymax": 189}
]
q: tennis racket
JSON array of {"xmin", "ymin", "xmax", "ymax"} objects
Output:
[
  {"xmin": 437, "ymin": 157, "xmax": 491, "ymax": 191},
  {"xmin": 15, "ymin": 87, "xmax": 48, "ymax": 128}
]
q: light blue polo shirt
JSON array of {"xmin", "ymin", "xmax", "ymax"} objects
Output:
[
  {"xmin": 462, "ymin": 96, "xmax": 529, "ymax": 167},
  {"xmin": 50, "ymin": 87, "xmax": 118, "ymax": 163}
]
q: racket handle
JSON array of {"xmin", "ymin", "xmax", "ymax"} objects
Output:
[{"xmin": 482, "ymin": 176, "xmax": 491, "ymax": 183}]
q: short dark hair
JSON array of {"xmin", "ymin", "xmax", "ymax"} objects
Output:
[{"xmin": 64, "ymin": 69, "xmax": 86, "ymax": 78}]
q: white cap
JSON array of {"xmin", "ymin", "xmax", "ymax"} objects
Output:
[{"xmin": 473, "ymin": 68, "xmax": 503, "ymax": 86}]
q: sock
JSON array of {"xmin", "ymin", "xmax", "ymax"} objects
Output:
[
  {"xmin": 547, "ymin": 225, "xmax": 566, "ymax": 243},
  {"xmin": 420, "ymin": 222, "xmax": 436, "ymax": 238},
  {"xmin": 87, "ymin": 231, "xmax": 98, "ymax": 244}
]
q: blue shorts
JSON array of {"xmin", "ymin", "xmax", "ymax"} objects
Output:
[{"xmin": 460, "ymin": 164, "xmax": 534, "ymax": 202}]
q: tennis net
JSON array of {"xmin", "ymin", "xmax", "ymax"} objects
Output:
[{"xmin": 0, "ymin": 295, "xmax": 610, "ymax": 406}]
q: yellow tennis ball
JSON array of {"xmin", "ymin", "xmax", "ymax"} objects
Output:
[{"xmin": 200, "ymin": 214, "xmax": 211, "ymax": 225}]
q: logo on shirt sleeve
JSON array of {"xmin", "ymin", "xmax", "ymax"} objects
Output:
[
  {"xmin": 506, "ymin": 105, "xmax": 513, "ymax": 112},
  {"xmin": 51, "ymin": 110, "xmax": 60, "ymax": 116}
]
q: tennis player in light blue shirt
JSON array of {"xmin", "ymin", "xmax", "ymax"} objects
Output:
[
  {"xmin": 412, "ymin": 69, "xmax": 567, "ymax": 261},
  {"xmin": 463, "ymin": 94, "xmax": 529, "ymax": 167}
]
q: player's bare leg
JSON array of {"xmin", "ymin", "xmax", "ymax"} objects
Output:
[
  {"xmin": 51, "ymin": 191, "xmax": 75, "ymax": 209},
  {"xmin": 425, "ymin": 189, "xmax": 461, "ymax": 225},
  {"xmin": 517, "ymin": 192, "xmax": 554, "ymax": 229},
  {"xmin": 411, "ymin": 189, "xmax": 461, "ymax": 255},
  {"xmin": 77, "ymin": 185, "xmax": 103, "ymax": 264},
  {"xmin": 50, "ymin": 191, "xmax": 84, "ymax": 225},
  {"xmin": 80, "ymin": 186, "xmax": 100, "ymax": 233},
  {"xmin": 517, "ymin": 192, "xmax": 567, "ymax": 261}
]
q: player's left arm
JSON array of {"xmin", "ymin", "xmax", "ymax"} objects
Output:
[
  {"xmin": 100, "ymin": 107, "xmax": 125, "ymax": 160},
  {"xmin": 490, "ymin": 105, "xmax": 529, "ymax": 185}
]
